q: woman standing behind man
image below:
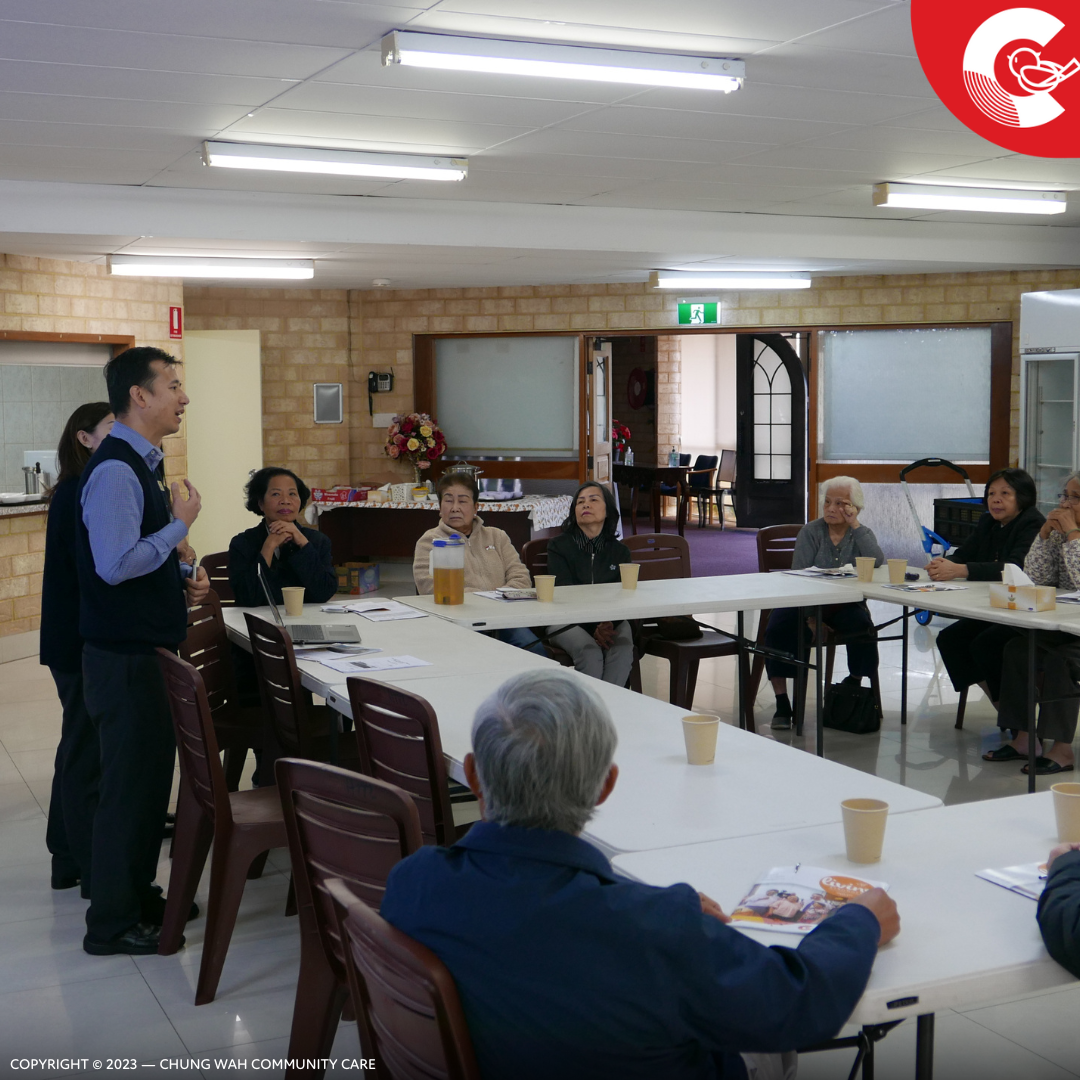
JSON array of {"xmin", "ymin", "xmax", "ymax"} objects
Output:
[{"xmin": 41, "ymin": 402, "xmax": 114, "ymax": 893}]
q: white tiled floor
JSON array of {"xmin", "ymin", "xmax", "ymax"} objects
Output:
[{"xmin": 2, "ymin": 604, "xmax": 1078, "ymax": 1078}]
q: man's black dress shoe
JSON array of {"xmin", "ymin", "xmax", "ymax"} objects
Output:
[
  {"xmin": 51, "ymin": 872, "xmax": 81, "ymax": 891},
  {"xmin": 84, "ymin": 922, "xmax": 183, "ymax": 956},
  {"xmin": 163, "ymin": 812, "xmax": 176, "ymax": 839}
]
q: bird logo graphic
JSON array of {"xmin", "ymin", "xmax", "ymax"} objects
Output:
[{"xmin": 963, "ymin": 8, "xmax": 1079, "ymax": 127}]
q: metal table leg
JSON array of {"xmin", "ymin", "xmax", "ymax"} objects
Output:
[
  {"xmin": 815, "ymin": 603, "xmax": 824, "ymax": 758},
  {"xmin": 901, "ymin": 606, "xmax": 909, "ymax": 727},
  {"xmin": 794, "ymin": 606, "xmax": 807, "ymax": 738},
  {"xmin": 737, "ymin": 609, "xmax": 753, "ymax": 732},
  {"xmin": 1027, "ymin": 629, "xmax": 1037, "ymax": 795},
  {"xmin": 915, "ymin": 1014, "xmax": 935, "ymax": 1079}
]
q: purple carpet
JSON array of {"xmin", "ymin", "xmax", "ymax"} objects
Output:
[{"xmin": 622, "ymin": 518, "xmax": 760, "ymax": 576}]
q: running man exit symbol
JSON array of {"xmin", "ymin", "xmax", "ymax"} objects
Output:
[{"xmin": 678, "ymin": 301, "xmax": 719, "ymax": 325}]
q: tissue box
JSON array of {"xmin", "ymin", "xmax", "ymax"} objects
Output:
[
  {"xmin": 367, "ymin": 489, "xmax": 389, "ymax": 504},
  {"xmin": 336, "ymin": 562, "xmax": 379, "ymax": 595},
  {"xmin": 989, "ymin": 584, "xmax": 1056, "ymax": 612}
]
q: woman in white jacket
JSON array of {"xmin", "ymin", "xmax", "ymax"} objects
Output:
[{"xmin": 413, "ymin": 473, "xmax": 544, "ymax": 654}]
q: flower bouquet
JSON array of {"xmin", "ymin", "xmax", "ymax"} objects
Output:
[
  {"xmin": 612, "ymin": 420, "xmax": 632, "ymax": 456},
  {"xmin": 385, "ymin": 412, "xmax": 447, "ymax": 482}
]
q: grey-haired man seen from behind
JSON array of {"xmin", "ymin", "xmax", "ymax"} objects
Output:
[{"xmin": 381, "ymin": 670, "xmax": 900, "ymax": 1080}]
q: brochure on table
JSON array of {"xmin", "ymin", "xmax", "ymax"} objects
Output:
[
  {"xmin": 976, "ymin": 862, "xmax": 1048, "ymax": 900},
  {"xmin": 729, "ymin": 866, "xmax": 887, "ymax": 936},
  {"xmin": 321, "ymin": 600, "xmax": 427, "ymax": 621}
]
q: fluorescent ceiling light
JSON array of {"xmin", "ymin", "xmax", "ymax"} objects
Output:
[
  {"xmin": 202, "ymin": 141, "xmax": 467, "ymax": 181},
  {"xmin": 650, "ymin": 271, "xmax": 811, "ymax": 290},
  {"xmin": 107, "ymin": 256, "xmax": 315, "ymax": 280},
  {"xmin": 873, "ymin": 182, "xmax": 1066, "ymax": 215},
  {"xmin": 382, "ymin": 31, "xmax": 744, "ymax": 91}
]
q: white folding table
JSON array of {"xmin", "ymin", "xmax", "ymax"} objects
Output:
[
  {"xmin": 223, "ymin": 605, "xmax": 941, "ymax": 855},
  {"xmin": 612, "ymin": 791, "xmax": 1079, "ymax": 1079},
  {"xmin": 835, "ymin": 569, "xmax": 1080, "ymax": 791},
  {"xmin": 400, "ymin": 573, "xmax": 858, "ymax": 753}
]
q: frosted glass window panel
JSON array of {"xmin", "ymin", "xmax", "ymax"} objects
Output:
[
  {"xmin": 435, "ymin": 336, "xmax": 578, "ymax": 458},
  {"xmin": 772, "ymin": 455, "xmax": 792, "ymax": 480},
  {"xmin": 754, "ymin": 427, "xmax": 770, "ymax": 454},
  {"xmin": 772, "ymin": 426, "xmax": 792, "ymax": 454},
  {"xmin": 821, "ymin": 328, "xmax": 992, "ymax": 461},
  {"xmin": 755, "ymin": 454, "xmax": 771, "ymax": 479},
  {"xmin": 771, "ymin": 395, "xmax": 792, "ymax": 425}
]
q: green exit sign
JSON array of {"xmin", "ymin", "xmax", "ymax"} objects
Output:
[{"xmin": 677, "ymin": 300, "xmax": 720, "ymax": 325}]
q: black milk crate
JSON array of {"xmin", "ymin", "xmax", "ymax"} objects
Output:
[{"xmin": 933, "ymin": 497, "xmax": 983, "ymax": 548}]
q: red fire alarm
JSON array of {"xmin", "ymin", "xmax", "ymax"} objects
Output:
[{"xmin": 169, "ymin": 307, "xmax": 183, "ymax": 339}]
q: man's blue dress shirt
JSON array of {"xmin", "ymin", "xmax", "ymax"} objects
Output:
[
  {"xmin": 381, "ymin": 821, "xmax": 880, "ymax": 1080},
  {"xmin": 80, "ymin": 421, "xmax": 192, "ymax": 585}
]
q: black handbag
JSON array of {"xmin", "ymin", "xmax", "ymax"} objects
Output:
[{"xmin": 823, "ymin": 679, "xmax": 880, "ymax": 734}]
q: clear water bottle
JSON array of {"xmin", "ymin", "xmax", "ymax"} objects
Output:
[{"xmin": 668, "ymin": 445, "xmax": 679, "ymax": 467}]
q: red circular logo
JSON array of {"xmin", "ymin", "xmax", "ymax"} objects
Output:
[{"xmin": 912, "ymin": 0, "xmax": 1080, "ymax": 155}]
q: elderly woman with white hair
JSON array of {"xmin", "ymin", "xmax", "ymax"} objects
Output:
[{"xmin": 764, "ymin": 476, "xmax": 884, "ymax": 730}]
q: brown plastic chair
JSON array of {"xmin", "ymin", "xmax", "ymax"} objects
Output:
[
  {"xmin": 200, "ymin": 551, "xmax": 235, "ymax": 604},
  {"xmin": 180, "ymin": 590, "xmax": 263, "ymax": 791},
  {"xmin": 623, "ymin": 534, "xmax": 741, "ymax": 715},
  {"xmin": 276, "ymin": 758, "xmax": 423, "ymax": 1079},
  {"xmin": 520, "ymin": 538, "xmax": 574, "ymax": 668},
  {"xmin": 746, "ymin": 524, "xmax": 883, "ymax": 732},
  {"xmin": 326, "ymin": 877, "xmax": 482, "ymax": 1080},
  {"xmin": 709, "ymin": 450, "xmax": 737, "ymax": 529},
  {"xmin": 155, "ymin": 649, "xmax": 288, "ymax": 1004},
  {"xmin": 347, "ymin": 677, "xmax": 471, "ymax": 847},
  {"xmin": 244, "ymin": 612, "xmax": 355, "ymax": 772}
]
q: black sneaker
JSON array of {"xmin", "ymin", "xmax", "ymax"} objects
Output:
[
  {"xmin": 83, "ymin": 922, "xmax": 180, "ymax": 956},
  {"xmin": 772, "ymin": 693, "xmax": 792, "ymax": 730}
]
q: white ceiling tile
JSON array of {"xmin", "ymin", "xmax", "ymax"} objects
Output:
[
  {"xmin": 427, "ymin": 0, "xmax": 890, "ymax": 44},
  {"xmin": 0, "ymin": 21, "xmax": 353, "ymax": 79},
  {"xmin": 271, "ymin": 81, "xmax": 598, "ymax": 127},
  {"xmin": 0, "ymin": 60, "xmax": 300, "ymax": 106},
  {"xmin": 673, "ymin": 161, "xmax": 916, "ymax": 187},
  {"xmin": 489, "ymin": 128, "xmax": 777, "ymax": 164},
  {"xmin": 0, "ymin": 1, "xmax": 421, "ymax": 48},
  {"xmin": 0, "ymin": 92, "xmax": 251, "ymax": 131},
  {"xmin": 224, "ymin": 110, "xmax": 530, "ymax": 153},
  {"xmin": 731, "ymin": 144, "xmax": 998, "ymax": 178},
  {"xmin": 473, "ymin": 151, "xmax": 689, "ymax": 180},
  {"xmin": 750, "ymin": 44, "xmax": 937, "ymax": 97},
  {"xmin": 881, "ymin": 106, "xmax": 987, "ymax": 133},
  {"xmin": 928, "ymin": 159, "xmax": 1080, "ymax": 186},
  {"xmin": 811, "ymin": 125, "xmax": 1005, "ymax": 157},
  {"xmin": 0, "ymin": 119, "xmax": 201, "ymax": 153},
  {"xmin": 558, "ymin": 106, "xmax": 855, "ymax": 145},
  {"xmin": 792, "ymin": 3, "xmax": 917, "ymax": 56},
  {"xmin": 0, "ymin": 144, "xmax": 176, "ymax": 176}
]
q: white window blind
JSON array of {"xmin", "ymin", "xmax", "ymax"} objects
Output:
[
  {"xmin": 435, "ymin": 336, "xmax": 578, "ymax": 458},
  {"xmin": 820, "ymin": 327, "xmax": 992, "ymax": 462}
]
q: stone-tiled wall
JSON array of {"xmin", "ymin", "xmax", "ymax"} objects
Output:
[
  {"xmin": 183, "ymin": 287, "xmax": 352, "ymax": 490},
  {"xmin": 0, "ymin": 252, "xmax": 184, "ymax": 639}
]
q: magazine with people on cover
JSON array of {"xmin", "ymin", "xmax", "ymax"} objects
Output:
[{"xmin": 730, "ymin": 866, "xmax": 888, "ymax": 936}]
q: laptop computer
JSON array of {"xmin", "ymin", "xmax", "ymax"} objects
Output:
[{"xmin": 256, "ymin": 562, "xmax": 362, "ymax": 644}]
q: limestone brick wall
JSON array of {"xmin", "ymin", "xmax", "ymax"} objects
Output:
[
  {"xmin": 0, "ymin": 252, "xmax": 184, "ymax": 639},
  {"xmin": 183, "ymin": 287, "xmax": 352, "ymax": 490},
  {"xmin": 351, "ymin": 269, "xmax": 1080, "ymax": 477}
]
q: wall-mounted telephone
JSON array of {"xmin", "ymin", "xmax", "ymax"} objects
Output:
[{"xmin": 368, "ymin": 370, "xmax": 394, "ymax": 415}]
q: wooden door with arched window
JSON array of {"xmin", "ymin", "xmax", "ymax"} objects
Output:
[{"xmin": 735, "ymin": 333, "xmax": 808, "ymax": 528}]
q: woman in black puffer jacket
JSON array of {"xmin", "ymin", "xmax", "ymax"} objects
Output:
[{"xmin": 545, "ymin": 481, "xmax": 634, "ymax": 685}]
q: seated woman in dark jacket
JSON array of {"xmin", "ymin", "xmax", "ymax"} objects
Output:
[
  {"xmin": 546, "ymin": 482, "xmax": 634, "ymax": 686},
  {"xmin": 228, "ymin": 467, "xmax": 337, "ymax": 607},
  {"xmin": 929, "ymin": 468, "xmax": 1044, "ymax": 718}
]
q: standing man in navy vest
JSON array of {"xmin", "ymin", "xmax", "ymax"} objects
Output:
[{"xmin": 76, "ymin": 347, "xmax": 210, "ymax": 955}]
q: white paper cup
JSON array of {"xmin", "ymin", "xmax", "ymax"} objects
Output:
[
  {"xmin": 887, "ymin": 559, "xmax": 908, "ymax": 584},
  {"xmin": 534, "ymin": 575, "xmax": 556, "ymax": 602},
  {"xmin": 281, "ymin": 587, "xmax": 305, "ymax": 617},
  {"xmin": 841, "ymin": 798, "xmax": 889, "ymax": 863},
  {"xmin": 855, "ymin": 557, "xmax": 875, "ymax": 583},
  {"xmin": 1052, "ymin": 782, "xmax": 1080, "ymax": 843},
  {"xmin": 619, "ymin": 563, "xmax": 640, "ymax": 590},
  {"xmin": 682, "ymin": 714, "xmax": 720, "ymax": 765}
]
